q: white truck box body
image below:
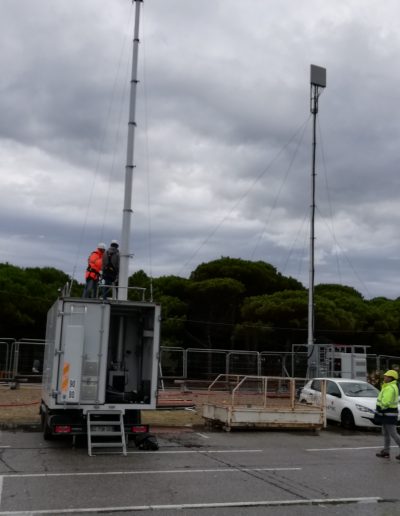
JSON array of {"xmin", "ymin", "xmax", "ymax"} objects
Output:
[{"xmin": 42, "ymin": 297, "xmax": 160, "ymax": 412}]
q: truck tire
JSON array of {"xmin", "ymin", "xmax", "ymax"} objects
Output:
[
  {"xmin": 135, "ymin": 434, "xmax": 159, "ymax": 450},
  {"xmin": 41, "ymin": 411, "xmax": 53, "ymax": 440}
]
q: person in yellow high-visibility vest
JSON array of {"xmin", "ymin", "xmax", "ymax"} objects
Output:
[{"xmin": 376, "ymin": 370, "xmax": 400, "ymax": 459}]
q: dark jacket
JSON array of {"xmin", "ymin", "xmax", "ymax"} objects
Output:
[{"xmin": 102, "ymin": 247, "xmax": 120, "ymax": 281}]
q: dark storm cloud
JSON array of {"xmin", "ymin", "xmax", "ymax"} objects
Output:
[{"xmin": 1, "ymin": 0, "xmax": 400, "ymax": 299}]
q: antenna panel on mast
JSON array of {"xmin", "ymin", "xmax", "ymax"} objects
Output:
[{"xmin": 310, "ymin": 64, "xmax": 326, "ymax": 88}]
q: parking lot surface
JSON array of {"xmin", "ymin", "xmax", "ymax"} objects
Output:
[{"xmin": 1, "ymin": 426, "xmax": 400, "ymax": 515}]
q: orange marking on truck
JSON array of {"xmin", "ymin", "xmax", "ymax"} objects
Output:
[{"xmin": 61, "ymin": 362, "xmax": 70, "ymax": 392}]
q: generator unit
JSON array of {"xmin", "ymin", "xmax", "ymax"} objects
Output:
[
  {"xmin": 40, "ymin": 296, "xmax": 160, "ymax": 453},
  {"xmin": 330, "ymin": 345, "xmax": 368, "ymax": 381},
  {"xmin": 293, "ymin": 344, "xmax": 368, "ymax": 381}
]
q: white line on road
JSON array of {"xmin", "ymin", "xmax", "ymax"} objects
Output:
[
  {"xmin": 3, "ymin": 466, "xmax": 301, "ymax": 479},
  {"xmin": 0, "ymin": 476, "xmax": 3, "ymax": 508},
  {"xmin": 0, "ymin": 447, "xmax": 10, "ymax": 449},
  {"xmin": 307, "ymin": 445, "xmax": 384, "ymax": 452},
  {"xmin": 0, "ymin": 496, "xmax": 382, "ymax": 515}
]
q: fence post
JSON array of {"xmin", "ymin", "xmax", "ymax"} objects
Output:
[
  {"xmin": 12, "ymin": 341, "xmax": 19, "ymax": 380},
  {"xmin": 183, "ymin": 348, "xmax": 188, "ymax": 379}
]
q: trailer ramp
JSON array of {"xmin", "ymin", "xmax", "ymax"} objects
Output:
[
  {"xmin": 202, "ymin": 375, "xmax": 326, "ymax": 431},
  {"xmin": 87, "ymin": 410, "xmax": 127, "ymax": 456}
]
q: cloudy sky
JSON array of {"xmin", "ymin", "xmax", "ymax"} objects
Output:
[{"xmin": 1, "ymin": 0, "xmax": 400, "ymax": 299}]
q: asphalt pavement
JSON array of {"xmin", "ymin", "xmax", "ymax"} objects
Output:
[{"xmin": 1, "ymin": 425, "xmax": 400, "ymax": 516}]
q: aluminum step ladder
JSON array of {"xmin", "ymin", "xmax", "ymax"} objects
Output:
[{"xmin": 87, "ymin": 410, "xmax": 127, "ymax": 457}]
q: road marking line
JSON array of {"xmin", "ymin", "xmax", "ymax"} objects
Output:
[
  {"xmin": 0, "ymin": 496, "xmax": 382, "ymax": 515},
  {"xmin": 0, "ymin": 446, "xmax": 10, "ymax": 449},
  {"xmin": 196, "ymin": 432, "xmax": 209, "ymax": 438},
  {"xmin": 307, "ymin": 446, "xmax": 384, "ymax": 452},
  {"xmin": 3, "ymin": 467, "xmax": 301, "ymax": 479},
  {"xmin": 0, "ymin": 476, "xmax": 3, "ymax": 507}
]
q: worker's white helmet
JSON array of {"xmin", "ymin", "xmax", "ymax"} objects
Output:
[
  {"xmin": 111, "ymin": 239, "xmax": 119, "ymax": 247},
  {"xmin": 97, "ymin": 242, "xmax": 106, "ymax": 250}
]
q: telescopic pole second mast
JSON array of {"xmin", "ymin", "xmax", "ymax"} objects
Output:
[{"xmin": 307, "ymin": 64, "xmax": 326, "ymax": 376}]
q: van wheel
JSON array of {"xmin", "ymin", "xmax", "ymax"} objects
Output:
[{"xmin": 341, "ymin": 409, "xmax": 355, "ymax": 430}]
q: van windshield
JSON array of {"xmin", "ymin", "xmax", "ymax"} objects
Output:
[{"xmin": 340, "ymin": 382, "xmax": 379, "ymax": 398}]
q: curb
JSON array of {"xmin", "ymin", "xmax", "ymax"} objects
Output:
[{"xmin": 0, "ymin": 422, "xmax": 41, "ymax": 431}]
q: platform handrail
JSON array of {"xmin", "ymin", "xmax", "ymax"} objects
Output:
[
  {"xmin": 231, "ymin": 375, "xmax": 298, "ymax": 408},
  {"xmin": 207, "ymin": 374, "xmax": 246, "ymax": 392}
]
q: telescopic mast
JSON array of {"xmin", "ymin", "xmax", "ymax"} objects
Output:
[
  {"xmin": 118, "ymin": 0, "xmax": 143, "ymax": 301},
  {"xmin": 307, "ymin": 64, "xmax": 326, "ymax": 377}
]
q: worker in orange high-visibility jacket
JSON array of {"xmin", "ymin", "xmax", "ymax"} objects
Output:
[{"xmin": 82, "ymin": 243, "xmax": 106, "ymax": 298}]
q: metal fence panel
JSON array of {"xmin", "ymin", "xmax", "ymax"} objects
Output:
[
  {"xmin": 291, "ymin": 351, "xmax": 309, "ymax": 378},
  {"xmin": 366, "ymin": 354, "xmax": 378, "ymax": 372},
  {"xmin": 376, "ymin": 355, "xmax": 400, "ymax": 372},
  {"xmin": 227, "ymin": 351, "xmax": 259, "ymax": 376},
  {"xmin": 0, "ymin": 339, "xmax": 14, "ymax": 378},
  {"xmin": 186, "ymin": 349, "xmax": 228, "ymax": 380},
  {"xmin": 159, "ymin": 347, "xmax": 185, "ymax": 378},
  {"xmin": 3, "ymin": 338, "xmax": 400, "ymax": 387},
  {"xmin": 13, "ymin": 340, "xmax": 45, "ymax": 379},
  {"xmin": 260, "ymin": 352, "xmax": 290, "ymax": 377}
]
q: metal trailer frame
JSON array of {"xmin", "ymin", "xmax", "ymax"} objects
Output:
[{"xmin": 202, "ymin": 374, "xmax": 326, "ymax": 431}]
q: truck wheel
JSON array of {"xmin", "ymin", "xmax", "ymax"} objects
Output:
[
  {"xmin": 135, "ymin": 434, "xmax": 159, "ymax": 450},
  {"xmin": 341, "ymin": 409, "xmax": 355, "ymax": 430},
  {"xmin": 142, "ymin": 436, "xmax": 159, "ymax": 451},
  {"xmin": 41, "ymin": 412, "xmax": 53, "ymax": 440}
]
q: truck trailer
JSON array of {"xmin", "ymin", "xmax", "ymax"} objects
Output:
[{"xmin": 40, "ymin": 294, "xmax": 161, "ymax": 455}]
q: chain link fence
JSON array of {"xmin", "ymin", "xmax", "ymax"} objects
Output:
[
  {"xmin": 0, "ymin": 338, "xmax": 44, "ymax": 381},
  {"xmin": 1, "ymin": 339, "xmax": 399, "ymax": 388}
]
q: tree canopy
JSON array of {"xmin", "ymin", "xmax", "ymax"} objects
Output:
[
  {"xmin": 190, "ymin": 257, "xmax": 304, "ymax": 296},
  {"xmin": 0, "ymin": 263, "xmax": 78, "ymax": 338},
  {"xmin": 1, "ymin": 258, "xmax": 400, "ymax": 355}
]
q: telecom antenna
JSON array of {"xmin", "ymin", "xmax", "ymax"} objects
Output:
[
  {"xmin": 119, "ymin": 0, "xmax": 143, "ymax": 300},
  {"xmin": 307, "ymin": 64, "xmax": 326, "ymax": 376}
]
